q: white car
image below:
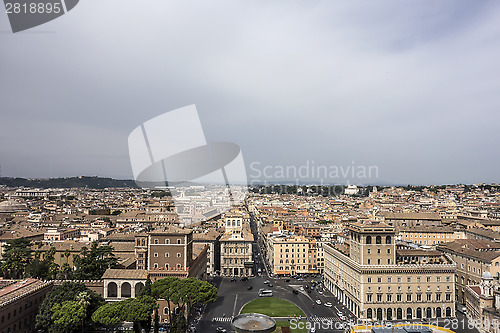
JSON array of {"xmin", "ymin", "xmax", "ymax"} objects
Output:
[
  {"xmin": 311, "ymin": 328, "xmax": 316, "ymax": 333},
  {"xmin": 316, "ymin": 300, "xmax": 321, "ymax": 305},
  {"xmin": 300, "ymin": 287, "xmax": 304, "ymax": 291},
  {"xmin": 318, "ymin": 290, "xmax": 323, "ymax": 294},
  {"xmin": 324, "ymin": 302, "xmax": 332, "ymax": 307}
]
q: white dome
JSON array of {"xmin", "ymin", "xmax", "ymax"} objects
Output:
[{"xmin": 482, "ymin": 271, "xmax": 493, "ymax": 279}]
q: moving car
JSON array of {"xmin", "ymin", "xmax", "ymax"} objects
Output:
[
  {"xmin": 216, "ymin": 327, "xmax": 227, "ymax": 333},
  {"xmin": 258, "ymin": 289, "xmax": 273, "ymax": 297},
  {"xmin": 316, "ymin": 300, "xmax": 321, "ymax": 305},
  {"xmin": 247, "ymin": 286, "xmax": 253, "ymax": 290},
  {"xmin": 324, "ymin": 302, "xmax": 332, "ymax": 307}
]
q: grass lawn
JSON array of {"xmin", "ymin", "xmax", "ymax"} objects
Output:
[
  {"xmin": 273, "ymin": 320, "xmax": 308, "ymax": 333},
  {"xmin": 240, "ymin": 297, "xmax": 306, "ymax": 317}
]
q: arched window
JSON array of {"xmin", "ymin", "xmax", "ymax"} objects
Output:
[
  {"xmin": 386, "ymin": 236, "xmax": 391, "ymax": 244},
  {"xmin": 121, "ymin": 282, "xmax": 131, "ymax": 298},
  {"xmin": 406, "ymin": 308, "xmax": 412, "ymax": 319},
  {"xmin": 367, "ymin": 308, "xmax": 373, "ymax": 319},
  {"xmin": 107, "ymin": 282, "xmax": 117, "ymax": 298},
  {"xmin": 135, "ymin": 282, "xmax": 144, "ymax": 297},
  {"xmin": 366, "ymin": 236, "xmax": 372, "ymax": 244},
  {"xmin": 164, "ymin": 307, "xmax": 169, "ymax": 315},
  {"xmin": 376, "ymin": 236, "xmax": 382, "ymax": 244}
]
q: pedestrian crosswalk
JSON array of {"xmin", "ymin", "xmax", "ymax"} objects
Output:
[
  {"xmin": 212, "ymin": 317, "xmax": 233, "ymax": 322},
  {"xmin": 309, "ymin": 317, "xmax": 340, "ymax": 323}
]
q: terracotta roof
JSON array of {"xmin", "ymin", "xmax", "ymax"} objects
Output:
[
  {"xmin": 193, "ymin": 229, "xmax": 222, "ymax": 241},
  {"xmin": 101, "ymin": 269, "xmax": 148, "ymax": 280},
  {"xmin": 438, "ymin": 240, "xmax": 500, "ymax": 262},
  {"xmin": 381, "ymin": 212, "xmax": 441, "ymax": 220},
  {"xmin": 397, "ymin": 225, "xmax": 454, "ymax": 233},
  {"xmin": 0, "ymin": 278, "xmax": 51, "ymax": 307},
  {"xmin": 469, "ymin": 285, "xmax": 481, "ymax": 296},
  {"xmin": 397, "ymin": 249, "xmax": 442, "ymax": 256}
]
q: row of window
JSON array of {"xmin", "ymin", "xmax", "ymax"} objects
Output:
[
  {"xmin": 367, "ymin": 276, "xmax": 451, "ymax": 283},
  {"xmin": 153, "ymin": 252, "xmax": 181, "ymax": 258},
  {"xmin": 153, "ymin": 239, "xmax": 183, "ymax": 244},
  {"xmin": 404, "ymin": 234, "xmax": 453, "ymax": 238},
  {"xmin": 368, "ymin": 285, "xmax": 451, "ymax": 292},
  {"xmin": 224, "ymin": 248, "xmax": 249, "ymax": 254},
  {"xmin": 366, "ymin": 292, "xmax": 452, "ymax": 302},
  {"xmin": 1, "ymin": 297, "xmax": 42, "ymax": 324},
  {"xmin": 366, "ymin": 258, "xmax": 391, "ymax": 265},
  {"xmin": 152, "ymin": 263, "xmax": 183, "ymax": 269},
  {"xmin": 276, "ymin": 265, "xmax": 317, "ymax": 270},
  {"xmin": 223, "ymin": 258, "xmax": 248, "ymax": 265},
  {"xmin": 367, "ymin": 248, "xmax": 390, "ymax": 254},
  {"xmin": 366, "ymin": 236, "xmax": 391, "ymax": 244}
]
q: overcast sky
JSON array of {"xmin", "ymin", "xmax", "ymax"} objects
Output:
[{"xmin": 1, "ymin": 0, "xmax": 500, "ymax": 185}]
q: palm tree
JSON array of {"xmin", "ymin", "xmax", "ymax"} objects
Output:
[{"xmin": 76, "ymin": 291, "xmax": 91, "ymax": 333}]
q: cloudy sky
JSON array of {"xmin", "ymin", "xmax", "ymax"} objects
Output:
[{"xmin": 1, "ymin": 0, "xmax": 500, "ymax": 185}]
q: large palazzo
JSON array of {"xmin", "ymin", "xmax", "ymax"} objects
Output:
[{"xmin": 324, "ymin": 222, "xmax": 456, "ymax": 321}]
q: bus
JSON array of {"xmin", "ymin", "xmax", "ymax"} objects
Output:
[{"xmin": 258, "ymin": 289, "xmax": 273, "ymax": 297}]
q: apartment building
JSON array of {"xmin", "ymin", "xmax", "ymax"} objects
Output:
[
  {"xmin": 193, "ymin": 229, "xmax": 221, "ymax": 276},
  {"xmin": 380, "ymin": 212, "xmax": 442, "ymax": 227},
  {"xmin": 324, "ymin": 222, "xmax": 456, "ymax": 321},
  {"xmin": 43, "ymin": 227, "xmax": 80, "ymax": 241},
  {"xmin": 267, "ymin": 235, "xmax": 321, "ymax": 275},
  {"xmin": 437, "ymin": 239, "xmax": 500, "ymax": 304},
  {"xmin": 220, "ymin": 229, "xmax": 254, "ymax": 276},
  {"xmin": 398, "ymin": 225, "xmax": 463, "ymax": 246},
  {"xmin": 0, "ymin": 279, "xmax": 53, "ymax": 333}
]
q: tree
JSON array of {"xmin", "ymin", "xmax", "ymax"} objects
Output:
[
  {"xmin": 72, "ymin": 241, "xmax": 117, "ymax": 279},
  {"xmin": 92, "ymin": 296, "xmax": 157, "ymax": 333},
  {"xmin": 0, "ymin": 238, "xmax": 32, "ymax": 278},
  {"xmin": 76, "ymin": 291, "xmax": 92, "ymax": 332},
  {"xmin": 51, "ymin": 301, "xmax": 86, "ymax": 333},
  {"xmin": 36, "ymin": 282, "xmax": 104, "ymax": 333},
  {"xmin": 151, "ymin": 277, "xmax": 217, "ymax": 327},
  {"xmin": 27, "ymin": 246, "xmax": 59, "ymax": 280},
  {"xmin": 90, "ymin": 302, "xmax": 121, "ymax": 329}
]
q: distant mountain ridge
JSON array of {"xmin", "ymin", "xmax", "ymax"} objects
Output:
[{"xmin": 0, "ymin": 176, "xmax": 138, "ymax": 189}]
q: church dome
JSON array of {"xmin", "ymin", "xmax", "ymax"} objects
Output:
[{"xmin": 482, "ymin": 271, "xmax": 493, "ymax": 279}]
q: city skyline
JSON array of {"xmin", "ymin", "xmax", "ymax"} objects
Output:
[{"xmin": 1, "ymin": 1, "xmax": 500, "ymax": 185}]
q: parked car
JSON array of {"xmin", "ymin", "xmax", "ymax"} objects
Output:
[
  {"xmin": 264, "ymin": 280, "xmax": 270, "ymax": 284},
  {"xmin": 216, "ymin": 327, "xmax": 227, "ymax": 333},
  {"xmin": 316, "ymin": 300, "xmax": 321, "ymax": 305},
  {"xmin": 324, "ymin": 302, "xmax": 332, "ymax": 307},
  {"xmin": 285, "ymin": 279, "xmax": 290, "ymax": 282},
  {"xmin": 247, "ymin": 286, "xmax": 253, "ymax": 290},
  {"xmin": 230, "ymin": 278, "xmax": 236, "ymax": 282},
  {"xmin": 240, "ymin": 277, "xmax": 248, "ymax": 281},
  {"xmin": 292, "ymin": 289, "xmax": 299, "ymax": 294}
]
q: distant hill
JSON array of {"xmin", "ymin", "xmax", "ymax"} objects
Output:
[{"xmin": 0, "ymin": 176, "xmax": 138, "ymax": 189}]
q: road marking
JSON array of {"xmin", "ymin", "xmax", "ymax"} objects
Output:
[
  {"xmin": 213, "ymin": 317, "xmax": 233, "ymax": 322},
  {"xmin": 232, "ymin": 294, "xmax": 238, "ymax": 317}
]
